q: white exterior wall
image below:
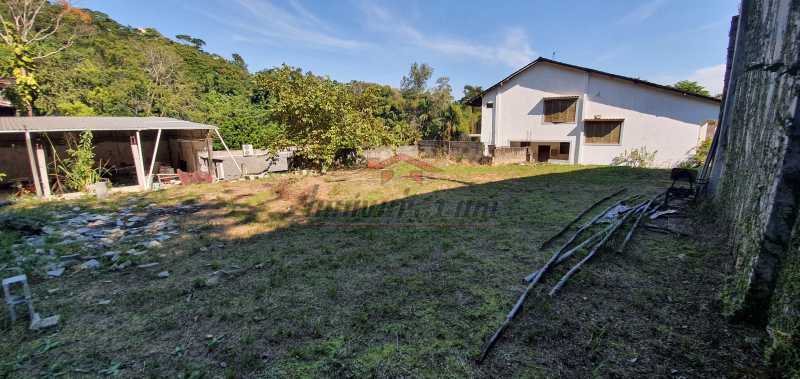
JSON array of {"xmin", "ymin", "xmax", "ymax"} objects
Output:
[{"xmin": 480, "ymin": 62, "xmax": 720, "ymax": 167}]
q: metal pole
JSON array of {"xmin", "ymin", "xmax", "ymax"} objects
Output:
[
  {"xmin": 213, "ymin": 128, "xmax": 242, "ymax": 174},
  {"xmin": 146, "ymin": 128, "xmax": 162, "ymax": 188},
  {"xmin": 24, "ymin": 131, "xmax": 43, "ymax": 196}
]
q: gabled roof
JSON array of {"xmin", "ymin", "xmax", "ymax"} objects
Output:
[
  {"xmin": 466, "ymin": 57, "xmax": 722, "ymax": 106},
  {"xmin": 0, "ymin": 116, "xmax": 217, "ymax": 133}
]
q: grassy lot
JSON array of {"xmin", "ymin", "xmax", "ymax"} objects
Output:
[{"xmin": 0, "ymin": 163, "xmax": 765, "ymax": 377}]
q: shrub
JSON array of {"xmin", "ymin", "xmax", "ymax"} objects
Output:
[
  {"xmin": 611, "ymin": 146, "xmax": 657, "ymax": 168},
  {"xmin": 677, "ymin": 138, "xmax": 712, "ymax": 169},
  {"xmin": 58, "ymin": 130, "xmax": 107, "ymax": 191}
]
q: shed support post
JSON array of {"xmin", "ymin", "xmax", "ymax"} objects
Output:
[
  {"xmin": 35, "ymin": 144, "xmax": 51, "ymax": 197},
  {"xmin": 146, "ymin": 128, "xmax": 162, "ymax": 189},
  {"xmin": 205, "ymin": 134, "xmax": 216, "ymax": 181},
  {"xmin": 213, "ymin": 128, "xmax": 242, "ymax": 174},
  {"xmin": 24, "ymin": 131, "xmax": 43, "ymax": 197},
  {"xmin": 130, "ymin": 135, "xmax": 146, "ymax": 190}
]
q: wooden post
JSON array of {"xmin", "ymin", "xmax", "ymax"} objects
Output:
[
  {"xmin": 24, "ymin": 131, "xmax": 43, "ymax": 197},
  {"xmin": 35, "ymin": 144, "xmax": 51, "ymax": 197},
  {"xmin": 146, "ymin": 128, "xmax": 162, "ymax": 188},
  {"xmin": 130, "ymin": 135, "xmax": 145, "ymax": 189},
  {"xmin": 205, "ymin": 134, "xmax": 216, "ymax": 181}
]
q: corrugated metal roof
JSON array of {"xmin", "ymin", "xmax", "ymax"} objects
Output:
[{"xmin": 0, "ymin": 116, "xmax": 217, "ymax": 133}]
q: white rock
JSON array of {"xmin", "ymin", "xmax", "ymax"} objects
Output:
[
  {"xmin": 157, "ymin": 271, "xmax": 170, "ymax": 278},
  {"xmin": 80, "ymin": 259, "xmax": 101, "ymax": 270},
  {"xmin": 47, "ymin": 267, "xmax": 65, "ymax": 277}
]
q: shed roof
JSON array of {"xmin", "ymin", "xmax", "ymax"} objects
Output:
[
  {"xmin": 0, "ymin": 116, "xmax": 217, "ymax": 133},
  {"xmin": 466, "ymin": 57, "xmax": 722, "ymax": 106}
]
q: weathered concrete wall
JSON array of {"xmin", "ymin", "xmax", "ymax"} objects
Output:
[
  {"xmin": 492, "ymin": 147, "xmax": 528, "ymax": 165},
  {"xmin": 417, "ymin": 141, "xmax": 484, "ymax": 162},
  {"xmin": 708, "ymin": 0, "xmax": 799, "ymax": 373},
  {"xmin": 364, "ymin": 145, "xmax": 418, "ymax": 163}
]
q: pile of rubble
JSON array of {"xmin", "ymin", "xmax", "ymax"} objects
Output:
[{"xmin": 9, "ymin": 200, "xmax": 202, "ymax": 276}]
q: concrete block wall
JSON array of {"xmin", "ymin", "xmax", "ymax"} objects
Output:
[
  {"xmin": 708, "ymin": 0, "xmax": 799, "ymax": 373},
  {"xmin": 492, "ymin": 147, "xmax": 528, "ymax": 165}
]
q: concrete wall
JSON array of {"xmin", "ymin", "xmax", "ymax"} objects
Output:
[
  {"xmin": 364, "ymin": 145, "xmax": 419, "ymax": 163},
  {"xmin": 492, "ymin": 147, "xmax": 527, "ymax": 165},
  {"xmin": 480, "ymin": 61, "xmax": 720, "ymax": 167},
  {"xmin": 708, "ymin": 0, "xmax": 799, "ymax": 373}
]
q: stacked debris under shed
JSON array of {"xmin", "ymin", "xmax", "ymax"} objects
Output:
[{"xmin": 478, "ymin": 187, "xmax": 692, "ymax": 362}]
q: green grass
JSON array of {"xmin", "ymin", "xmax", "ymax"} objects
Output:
[{"xmin": 0, "ymin": 163, "xmax": 766, "ymax": 377}]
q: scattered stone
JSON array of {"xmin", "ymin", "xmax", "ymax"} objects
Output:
[
  {"xmin": 102, "ymin": 251, "xmax": 120, "ymax": 258},
  {"xmin": 47, "ymin": 267, "xmax": 65, "ymax": 278},
  {"xmin": 205, "ymin": 275, "xmax": 220, "ymax": 287},
  {"xmin": 97, "ymin": 299, "xmax": 111, "ymax": 305},
  {"xmin": 157, "ymin": 271, "xmax": 170, "ymax": 278},
  {"xmin": 47, "ymin": 288, "xmax": 59, "ymax": 294},
  {"xmin": 112, "ymin": 261, "xmax": 132, "ymax": 271},
  {"xmin": 29, "ymin": 313, "xmax": 60, "ymax": 330},
  {"xmin": 137, "ymin": 262, "xmax": 159, "ymax": 269},
  {"xmin": 145, "ymin": 240, "xmax": 162, "ymax": 249},
  {"xmin": 80, "ymin": 259, "xmax": 101, "ymax": 270}
]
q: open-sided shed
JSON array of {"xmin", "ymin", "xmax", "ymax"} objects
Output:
[{"xmin": 0, "ymin": 116, "xmax": 239, "ymax": 197}]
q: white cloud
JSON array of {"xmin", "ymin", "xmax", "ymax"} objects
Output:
[
  {"xmin": 619, "ymin": 0, "xmax": 667, "ymax": 24},
  {"xmin": 360, "ymin": 3, "xmax": 535, "ymax": 68},
  {"xmin": 194, "ymin": 0, "xmax": 366, "ymax": 50},
  {"xmin": 688, "ymin": 64, "xmax": 726, "ymax": 95}
]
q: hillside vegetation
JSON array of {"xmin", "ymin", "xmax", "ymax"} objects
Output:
[{"xmin": 0, "ymin": 3, "xmax": 480, "ymax": 169}]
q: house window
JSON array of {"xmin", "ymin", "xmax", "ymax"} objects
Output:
[
  {"xmin": 543, "ymin": 97, "xmax": 578, "ymax": 123},
  {"xmin": 559, "ymin": 142, "xmax": 570, "ymax": 154},
  {"xmin": 485, "ymin": 101, "xmax": 494, "ymax": 109},
  {"xmin": 585, "ymin": 120, "xmax": 622, "ymax": 144}
]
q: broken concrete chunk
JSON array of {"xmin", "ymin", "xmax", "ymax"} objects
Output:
[
  {"xmin": 80, "ymin": 259, "xmax": 101, "ymax": 270},
  {"xmin": 97, "ymin": 299, "xmax": 111, "ymax": 305},
  {"xmin": 157, "ymin": 271, "xmax": 170, "ymax": 278},
  {"xmin": 145, "ymin": 240, "xmax": 162, "ymax": 249},
  {"xmin": 29, "ymin": 314, "xmax": 60, "ymax": 330},
  {"xmin": 47, "ymin": 267, "xmax": 65, "ymax": 278}
]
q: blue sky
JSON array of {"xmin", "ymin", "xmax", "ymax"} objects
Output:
[{"xmin": 79, "ymin": 0, "xmax": 738, "ymax": 97}]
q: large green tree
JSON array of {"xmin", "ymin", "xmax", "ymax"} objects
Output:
[
  {"xmin": 253, "ymin": 65, "xmax": 392, "ymax": 170},
  {"xmin": 0, "ymin": 0, "xmax": 92, "ymax": 115}
]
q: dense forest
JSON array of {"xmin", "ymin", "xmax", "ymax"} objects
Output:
[{"xmin": 0, "ymin": 2, "xmax": 481, "ymax": 169}]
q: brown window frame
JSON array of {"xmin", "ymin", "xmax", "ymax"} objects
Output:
[
  {"xmin": 584, "ymin": 119, "xmax": 623, "ymax": 145},
  {"xmin": 543, "ymin": 96, "xmax": 578, "ymax": 124}
]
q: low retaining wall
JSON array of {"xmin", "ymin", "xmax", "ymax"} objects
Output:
[
  {"xmin": 418, "ymin": 140, "xmax": 484, "ymax": 162},
  {"xmin": 492, "ymin": 147, "xmax": 528, "ymax": 165},
  {"xmin": 364, "ymin": 145, "xmax": 418, "ymax": 163}
]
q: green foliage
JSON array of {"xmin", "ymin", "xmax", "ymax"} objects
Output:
[
  {"xmin": 611, "ymin": 146, "xmax": 657, "ymax": 168},
  {"xmin": 58, "ymin": 130, "xmax": 105, "ymax": 191},
  {"xmin": 673, "ymin": 80, "xmax": 710, "ymax": 97},
  {"xmin": 400, "ymin": 62, "xmax": 433, "ymax": 97},
  {"xmin": 175, "ymin": 34, "xmax": 205, "ymax": 49},
  {"xmin": 677, "ymin": 138, "xmax": 712, "ymax": 168},
  {"xmin": 253, "ymin": 65, "xmax": 392, "ymax": 169},
  {"xmin": 0, "ymin": 171, "xmax": 5, "ymax": 182}
]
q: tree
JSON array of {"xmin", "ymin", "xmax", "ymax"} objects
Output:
[
  {"xmin": 175, "ymin": 34, "xmax": 205, "ymax": 49},
  {"xmin": 673, "ymin": 80, "xmax": 710, "ymax": 97},
  {"xmin": 0, "ymin": 0, "xmax": 92, "ymax": 115},
  {"xmin": 253, "ymin": 65, "xmax": 392, "ymax": 170},
  {"xmin": 460, "ymin": 84, "xmax": 482, "ymax": 103},
  {"xmin": 231, "ymin": 53, "xmax": 247, "ymax": 71},
  {"xmin": 400, "ymin": 62, "xmax": 432, "ymax": 97}
]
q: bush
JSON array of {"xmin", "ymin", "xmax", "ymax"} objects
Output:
[
  {"xmin": 58, "ymin": 130, "xmax": 107, "ymax": 191},
  {"xmin": 677, "ymin": 139, "xmax": 712, "ymax": 169},
  {"xmin": 611, "ymin": 146, "xmax": 657, "ymax": 168}
]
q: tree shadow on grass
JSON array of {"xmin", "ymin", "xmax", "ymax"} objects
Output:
[{"xmin": 1, "ymin": 166, "xmax": 765, "ymax": 378}]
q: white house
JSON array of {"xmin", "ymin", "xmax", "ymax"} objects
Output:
[{"xmin": 468, "ymin": 58, "xmax": 721, "ymax": 167}]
